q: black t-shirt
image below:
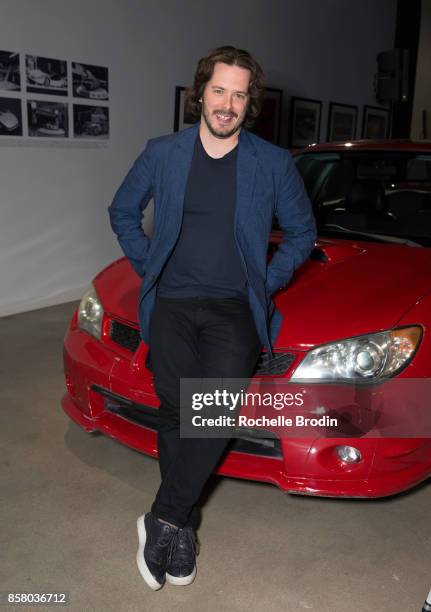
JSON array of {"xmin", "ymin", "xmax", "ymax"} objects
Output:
[{"xmin": 157, "ymin": 135, "xmax": 248, "ymax": 298}]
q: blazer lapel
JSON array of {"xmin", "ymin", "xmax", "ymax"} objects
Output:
[
  {"xmin": 235, "ymin": 129, "xmax": 258, "ymax": 244},
  {"xmin": 163, "ymin": 123, "xmax": 199, "ymax": 245}
]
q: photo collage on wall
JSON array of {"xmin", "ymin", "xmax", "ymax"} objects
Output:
[{"xmin": 0, "ymin": 50, "xmax": 109, "ymax": 141}]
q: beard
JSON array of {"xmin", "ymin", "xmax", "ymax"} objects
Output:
[{"xmin": 201, "ymin": 101, "xmax": 245, "ymax": 139}]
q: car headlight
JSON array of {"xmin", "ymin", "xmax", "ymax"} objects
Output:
[
  {"xmin": 77, "ymin": 284, "xmax": 104, "ymax": 339},
  {"xmin": 291, "ymin": 326, "xmax": 422, "ymax": 382}
]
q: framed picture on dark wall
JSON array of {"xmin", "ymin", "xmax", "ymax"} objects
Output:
[
  {"xmin": 361, "ymin": 105, "xmax": 390, "ymax": 139},
  {"xmin": 289, "ymin": 96, "xmax": 322, "ymax": 148},
  {"xmin": 174, "ymin": 86, "xmax": 196, "ymax": 132},
  {"xmin": 250, "ymin": 87, "xmax": 282, "ymax": 145},
  {"xmin": 327, "ymin": 102, "xmax": 358, "ymax": 141}
]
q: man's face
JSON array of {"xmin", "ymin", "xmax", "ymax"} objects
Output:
[{"xmin": 201, "ymin": 62, "xmax": 251, "ymax": 139}]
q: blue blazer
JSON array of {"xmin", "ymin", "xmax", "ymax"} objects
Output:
[{"xmin": 108, "ymin": 122, "xmax": 316, "ymax": 357}]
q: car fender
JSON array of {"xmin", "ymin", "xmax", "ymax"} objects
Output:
[{"xmin": 396, "ymin": 289, "xmax": 431, "ymax": 377}]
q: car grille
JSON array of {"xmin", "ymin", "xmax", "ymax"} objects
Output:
[
  {"xmin": 92, "ymin": 385, "xmax": 282, "ymax": 459},
  {"xmin": 110, "ymin": 320, "xmax": 141, "ymax": 353},
  {"xmin": 254, "ymin": 351, "xmax": 295, "ymax": 375},
  {"xmin": 109, "ymin": 319, "xmax": 295, "ymax": 376}
]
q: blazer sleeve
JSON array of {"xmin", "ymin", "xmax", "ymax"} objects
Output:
[
  {"xmin": 107, "ymin": 140, "xmax": 155, "ymax": 278},
  {"xmin": 266, "ymin": 151, "xmax": 316, "ymax": 295}
]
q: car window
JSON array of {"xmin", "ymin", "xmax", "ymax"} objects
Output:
[
  {"xmin": 407, "ymin": 157, "xmax": 431, "ymax": 181},
  {"xmin": 293, "ymin": 151, "xmax": 431, "ymax": 246}
]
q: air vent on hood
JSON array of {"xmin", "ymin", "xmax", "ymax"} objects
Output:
[{"xmin": 309, "ymin": 248, "xmax": 329, "ymax": 262}]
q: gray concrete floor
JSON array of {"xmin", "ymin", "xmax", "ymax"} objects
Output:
[{"xmin": 1, "ymin": 301, "xmax": 430, "ymax": 612}]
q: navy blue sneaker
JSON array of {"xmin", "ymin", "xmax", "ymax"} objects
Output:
[
  {"xmin": 165, "ymin": 526, "xmax": 199, "ymax": 586},
  {"xmin": 136, "ymin": 513, "xmax": 178, "ymax": 590}
]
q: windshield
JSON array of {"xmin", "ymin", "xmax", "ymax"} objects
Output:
[{"xmin": 291, "ymin": 150, "xmax": 431, "ymax": 247}]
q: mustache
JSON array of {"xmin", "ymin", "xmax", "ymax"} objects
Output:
[{"xmin": 213, "ymin": 110, "xmax": 238, "ymax": 118}]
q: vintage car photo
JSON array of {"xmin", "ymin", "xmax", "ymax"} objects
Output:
[
  {"xmin": 73, "ymin": 104, "xmax": 109, "ymax": 138},
  {"xmin": 0, "ymin": 97, "xmax": 22, "ymax": 135},
  {"xmin": 72, "ymin": 62, "xmax": 109, "ymax": 100},
  {"xmin": 26, "ymin": 55, "xmax": 68, "ymax": 96},
  {"xmin": 27, "ymin": 100, "xmax": 68, "ymax": 137},
  {"xmin": 0, "ymin": 50, "xmax": 21, "ymax": 91}
]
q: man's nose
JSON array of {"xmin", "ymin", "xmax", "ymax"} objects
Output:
[{"xmin": 222, "ymin": 94, "xmax": 234, "ymax": 109}]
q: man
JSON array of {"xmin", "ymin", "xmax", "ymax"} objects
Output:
[{"xmin": 108, "ymin": 46, "xmax": 316, "ymax": 590}]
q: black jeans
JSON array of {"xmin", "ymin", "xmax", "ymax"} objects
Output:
[{"xmin": 148, "ymin": 294, "xmax": 262, "ymax": 529}]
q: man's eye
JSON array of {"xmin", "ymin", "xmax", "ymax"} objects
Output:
[
  {"xmin": 235, "ymin": 93, "xmax": 246, "ymax": 99},
  {"xmin": 214, "ymin": 89, "xmax": 223, "ymax": 94}
]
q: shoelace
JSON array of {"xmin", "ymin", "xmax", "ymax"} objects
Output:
[
  {"xmin": 151, "ymin": 524, "xmax": 177, "ymax": 566},
  {"xmin": 168, "ymin": 527, "xmax": 197, "ymax": 567}
]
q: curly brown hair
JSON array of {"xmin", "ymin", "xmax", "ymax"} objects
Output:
[{"xmin": 185, "ymin": 45, "xmax": 265, "ymax": 129}]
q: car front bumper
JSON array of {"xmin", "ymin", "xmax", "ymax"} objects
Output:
[{"xmin": 62, "ymin": 313, "xmax": 431, "ymax": 498}]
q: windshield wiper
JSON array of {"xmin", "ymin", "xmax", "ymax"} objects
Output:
[{"xmin": 322, "ymin": 224, "xmax": 423, "ymax": 247}]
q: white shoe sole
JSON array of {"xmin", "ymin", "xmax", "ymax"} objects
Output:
[
  {"xmin": 165, "ymin": 565, "xmax": 197, "ymax": 586},
  {"xmin": 136, "ymin": 514, "xmax": 164, "ymax": 590}
]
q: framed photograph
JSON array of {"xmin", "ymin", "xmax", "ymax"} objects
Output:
[
  {"xmin": 0, "ymin": 50, "xmax": 21, "ymax": 91},
  {"xmin": 26, "ymin": 55, "xmax": 68, "ymax": 96},
  {"xmin": 327, "ymin": 102, "xmax": 358, "ymax": 141},
  {"xmin": 27, "ymin": 100, "xmax": 68, "ymax": 137},
  {"xmin": 73, "ymin": 104, "xmax": 109, "ymax": 139},
  {"xmin": 289, "ymin": 96, "xmax": 322, "ymax": 148},
  {"xmin": 173, "ymin": 86, "xmax": 196, "ymax": 132},
  {"xmin": 72, "ymin": 62, "xmax": 109, "ymax": 101},
  {"xmin": 251, "ymin": 87, "xmax": 282, "ymax": 145},
  {"xmin": 0, "ymin": 97, "xmax": 22, "ymax": 136},
  {"xmin": 361, "ymin": 105, "xmax": 390, "ymax": 139}
]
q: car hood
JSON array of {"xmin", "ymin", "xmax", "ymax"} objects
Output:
[
  {"xmin": 274, "ymin": 238, "xmax": 431, "ymax": 349},
  {"xmin": 94, "ymin": 238, "xmax": 431, "ymax": 350},
  {"xmin": 94, "ymin": 258, "xmax": 142, "ymax": 326}
]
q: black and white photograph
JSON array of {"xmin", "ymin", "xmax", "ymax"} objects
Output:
[
  {"xmin": 73, "ymin": 104, "xmax": 109, "ymax": 139},
  {"xmin": 0, "ymin": 50, "xmax": 21, "ymax": 91},
  {"xmin": 26, "ymin": 55, "xmax": 68, "ymax": 96},
  {"xmin": 289, "ymin": 96, "xmax": 322, "ymax": 147},
  {"xmin": 250, "ymin": 87, "xmax": 282, "ymax": 144},
  {"xmin": 327, "ymin": 101, "xmax": 358, "ymax": 141},
  {"xmin": 27, "ymin": 100, "xmax": 68, "ymax": 137},
  {"xmin": 361, "ymin": 104, "xmax": 390, "ymax": 139},
  {"xmin": 72, "ymin": 62, "xmax": 109, "ymax": 101},
  {"xmin": 0, "ymin": 96, "xmax": 22, "ymax": 135},
  {"xmin": 173, "ymin": 85, "xmax": 195, "ymax": 131}
]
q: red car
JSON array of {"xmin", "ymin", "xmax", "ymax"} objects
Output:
[{"xmin": 62, "ymin": 139, "xmax": 431, "ymax": 498}]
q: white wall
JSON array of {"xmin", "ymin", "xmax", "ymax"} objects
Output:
[
  {"xmin": 411, "ymin": 0, "xmax": 431, "ymax": 139},
  {"xmin": 0, "ymin": 0, "xmax": 397, "ymax": 316}
]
